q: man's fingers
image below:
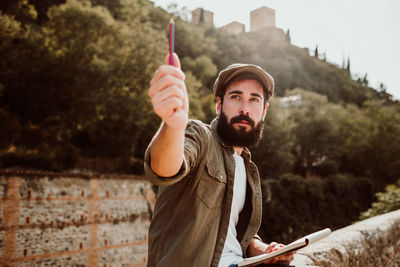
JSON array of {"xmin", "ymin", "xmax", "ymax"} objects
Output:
[
  {"xmin": 263, "ymin": 243, "xmax": 297, "ymax": 265},
  {"xmin": 150, "ymin": 65, "xmax": 185, "ymax": 87},
  {"xmin": 150, "ymin": 53, "xmax": 182, "ymax": 87},
  {"xmin": 151, "ymin": 86, "xmax": 185, "ymax": 107},
  {"xmin": 152, "ymin": 53, "xmax": 183, "ymax": 86},
  {"xmin": 165, "ymin": 53, "xmax": 181, "ymax": 69},
  {"xmin": 149, "ymin": 74, "xmax": 186, "ymax": 98},
  {"xmin": 153, "ymin": 97, "xmax": 184, "ymax": 118},
  {"xmin": 264, "ymin": 242, "xmax": 277, "ymax": 254},
  {"xmin": 275, "ymin": 250, "xmax": 295, "ymax": 264}
]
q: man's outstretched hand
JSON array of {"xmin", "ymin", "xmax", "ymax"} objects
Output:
[
  {"xmin": 147, "ymin": 53, "xmax": 189, "ymax": 177},
  {"xmin": 148, "ymin": 53, "xmax": 188, "ymax": 131}
]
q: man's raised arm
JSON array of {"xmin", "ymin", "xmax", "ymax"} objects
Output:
[{"xmin": 147, "ymin": 53, "xmax": 189, "ymax": 177}]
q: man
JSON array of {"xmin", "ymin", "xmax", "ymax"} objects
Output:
[{"xmin": 144, "ymin": 53, "xmax": 295, "ymax": 267}]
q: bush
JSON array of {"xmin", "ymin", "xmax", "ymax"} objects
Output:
[
  {"xmin": 1, "ymin": 151, "xmax": 53, "ymax": 170},
  {"xmin": 259, "ymin": 173, "xmax": 374, "ymax": 243},
  {"xmin": 1, "ymin": 144, "xmax": 78, "ymax": 171},
  {"xmin": 359, "ymin": 180, "xmax": 400, "ymax": 220}
]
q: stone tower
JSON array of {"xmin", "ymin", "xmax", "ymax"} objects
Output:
[
  {"xmin": 191, "ymin": 8, "xmax": 214, "ymax": 26},
  {"xmin": 220, "ymin": 21, "xmax": 245, "ymax": 35},
  {"xmin": 250, "ymin": 6, "xmax": 276, "ymax": 32}
]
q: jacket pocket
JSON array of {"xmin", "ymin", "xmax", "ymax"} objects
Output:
[{"xmin": 196, "ymin": 160, "xmax": 227, "ymax": 209}]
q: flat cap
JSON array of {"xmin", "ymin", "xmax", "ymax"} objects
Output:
[{"xmin": 213, "ymin": 63, "xmax": 274, "ymax": 100}]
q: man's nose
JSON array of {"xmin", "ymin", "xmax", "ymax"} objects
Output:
[{"xmin": 239, "ymin": 101, "xmax": 250, "ymax": 115}]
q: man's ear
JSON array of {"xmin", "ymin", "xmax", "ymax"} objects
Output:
[
  {"xmin": 262, "ymin": 102, "xmax": 269, "ymax": 120},
  {"xmin": 216, "ymin": 96, "xmax": 222, "ymax": 116}
]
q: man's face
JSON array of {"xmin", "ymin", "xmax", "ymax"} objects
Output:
[{"xmin": 216, "ymin": 79, "xmax": 269, "ymax": 148}]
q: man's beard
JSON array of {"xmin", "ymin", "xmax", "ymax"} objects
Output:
[{"xmin": 217, "ymin": 111, "xmax": 264, "ymax": 148}]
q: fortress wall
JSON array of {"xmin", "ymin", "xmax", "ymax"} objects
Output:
[{"xmin": 0, "ymin": 170, "xmax": 155, "ymax": 267}]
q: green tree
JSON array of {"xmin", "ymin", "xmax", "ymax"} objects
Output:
[
  {"xmin": 314, "ymin": 46, "xmax": 319, "ymax": 59},
  {"xmin": 252, "ymin": 96, "xmax": 296, "ymax": 178},
  {"xmin": 346, "ymin": 56, "xmax": 351, "ymax": 74},
  {"xmin": 0, "ymin": 0, "xmax": 38, "ymax": 23},
  {"xmin": 1, "ymin": 0, "xmax": 167, "ymax": 169},
  {"xmin": 344, "ymin": 100, "xmax": 400, "ymax": 187},
  {"xmin": 181, "ymin": 55, "xmax": 218, "ymax": 86},
  {"xmin": 287, "ymin": 89, "xmax": 348, "ymax": 176},
  {"xmin": 359, "ymin": 180, "xmax": 400, "ymax": 220}
]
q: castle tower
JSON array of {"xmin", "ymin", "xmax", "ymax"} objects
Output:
[
  {"xmin": 220, "ymin": 21, "xmax": 245, "ymax": 35},
  {"xmin": 191, "ymin": 8, "xmax": 214, "ymax": 26},
  {"xmin": 250, "ymin": 6, "xmax": 276, "ymax": 32}
]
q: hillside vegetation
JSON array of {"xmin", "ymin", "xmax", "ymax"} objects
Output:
[{"xmin": 1, "ymin": 0, "xmax": 399, "ymax": 242}]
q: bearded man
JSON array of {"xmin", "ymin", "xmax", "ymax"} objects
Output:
[{"xmin": 144, "ymin": 53, "xmax": 295, "ymax": 267}]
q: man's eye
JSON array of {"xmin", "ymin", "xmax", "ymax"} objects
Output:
[
  {"xmin": 251, "ymin": 98, "xmax": 260, "ymax": 102},
  {"xmin": 231, "ymin": 95, "xmax": 240, "ymax": 99}
]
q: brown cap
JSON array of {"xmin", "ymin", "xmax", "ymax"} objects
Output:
[{"xmin": 213, "ymin": 63, "xmax": 274, "ymax": 100}]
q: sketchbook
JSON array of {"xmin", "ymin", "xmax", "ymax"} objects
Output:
[{"xmin": 231, "ymin": 228, "xmax": 331, "ymax": 267}]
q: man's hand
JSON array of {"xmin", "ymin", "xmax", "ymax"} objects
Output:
[
  {"xmin": 147, "ymin": 53, "xmax": 188, "ymax": 177},
  {"xmin": 247, "ymin": 238, "xmax": 295, "ymax": 265},
  {"xmin": 148, "ymin": 53, "xmax": 188, "ymax": 131}
]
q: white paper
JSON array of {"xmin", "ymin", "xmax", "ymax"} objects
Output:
[{"xmin": 236, "ymin": 228, "xmax": 331, "ymax": 267}]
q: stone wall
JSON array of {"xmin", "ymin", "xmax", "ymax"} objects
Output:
[
  {"xmin": 292, "ymin": 209, "xmax": 400, "ymax": 267},
  {"xmin": 220, "ymin": 21, "xmax": 245, "ymax": 35},
  {"xmin": 0, "ymin": 170, "xmax": 155, "ymax": 267}
]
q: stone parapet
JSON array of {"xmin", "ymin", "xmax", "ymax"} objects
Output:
[{"xmin": 292, "ymin": 209, "xmax": 400, "ymax": 267}]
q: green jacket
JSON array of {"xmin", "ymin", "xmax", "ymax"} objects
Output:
[{"xmin": 144, "ymin": 118, "xmax": 263, "ymax": 267}]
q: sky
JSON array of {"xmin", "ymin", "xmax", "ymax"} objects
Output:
[{"xmin": 153, "ymin": 0, "xmax": 400, "ymax": 100}]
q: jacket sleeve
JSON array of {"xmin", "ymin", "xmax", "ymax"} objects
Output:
[{"xmin": 143, "ymin": 120, "xmax": 207, "ymax": 186}]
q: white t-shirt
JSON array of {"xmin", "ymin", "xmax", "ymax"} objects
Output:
[{"xmin": 218, "ymin": 151, "xmax": 247, "ymax": 267}]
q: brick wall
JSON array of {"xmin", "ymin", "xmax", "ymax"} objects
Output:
[{"xmin": 0, "ymin": 170, "xmax": 155, "ymax": 267}]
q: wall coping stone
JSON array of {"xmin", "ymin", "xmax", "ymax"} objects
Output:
[
  {"xmin": 291, "ymin": 209, "xmax": 400, "ymax": 267},
  {"xmin": 0, "ymin": 168, "xmax": 146, "ymax": 180}
]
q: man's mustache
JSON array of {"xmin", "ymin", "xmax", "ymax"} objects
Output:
[{"xmin": 230, "ymin": 114, "xmax": 255, "ymax": 127}]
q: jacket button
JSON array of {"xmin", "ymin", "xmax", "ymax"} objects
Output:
[{"xmin": 220, "ymin": 238, "xmax": 225, "ymax": 244}]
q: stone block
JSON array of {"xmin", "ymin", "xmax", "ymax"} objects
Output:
[
  {"xmin": 97, "ymin": 221, "xmax": 149, "ymax": 247},
  {"xmin": 19, "ymin": 177, "xmax": 91, "ymax": 198},
  {"xmin": 0, "ymin": 230, "xmax": 4, "ymax": 259},
  {"xmin": 0, "ymin": 177, "xmax": 7, "ymax": 198},
  {"xmin": 99, "ymin": 199, "xmax": 148, "ymax": 222},
  {"xmin": 19, "ymin": 201, "xmax": 89, "ymax": 225},
  {"xmin": 0, "ymin": 203, "xmax": 3, "ymax": 225},
  {"xmin": 16, "ymin": 253, "xmax": 87, "ymax": 267},
  {"xmin": 99, "ymin": 244, "xmax": 147, "ymax": 266},
  {"xmin": 15, "ymin": 225, "xmax": 90, "ymax": 257},
  {"xmin": 98, "ymin": 178, "xmax": 144, "ymax": 198}
]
